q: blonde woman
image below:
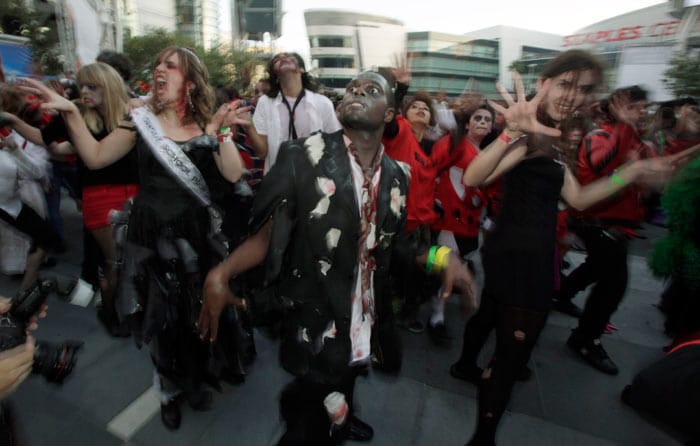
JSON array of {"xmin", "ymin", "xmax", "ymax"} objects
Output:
[{"xmin": 6, "ymin": 63, "xmax": 138, "ymax": 336}]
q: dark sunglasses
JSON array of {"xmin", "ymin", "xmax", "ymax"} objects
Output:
[{"xmin": 472, "ymin": 115, "xmax": 492, "ymax": 123}]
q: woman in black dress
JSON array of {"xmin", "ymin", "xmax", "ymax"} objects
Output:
[
  {"xmin": 462, "ymin": 50, "xmax": 674, "ymax": 445},
  {"xmin": 22, "ymin": 47, "xmax": 252, "ymax": 430}
]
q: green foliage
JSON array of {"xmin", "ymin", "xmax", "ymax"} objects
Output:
[
  {"xmin": 508, "ymin": 59, "xmax": 527, "ymax": 73},
  {"xmin": 124, "ymin": 28, "xmax": 263, "ymax": 93},
  {"xmin": 662, "ymin": 54, "xmax": 700, "ymax": 98},
  {"xmin": 649, "ymin": 155, "xmax": 700, "ymax": 289},
  {"xmin": 0, "ymin": 0, "xmax": 62, "ymax": 74}
]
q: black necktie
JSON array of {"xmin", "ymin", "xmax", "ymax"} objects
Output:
[{"xmin": 281, "ymin": 90, "xmax": 306, "ymax": 140}]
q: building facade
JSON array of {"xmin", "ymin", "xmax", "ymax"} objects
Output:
[
  {"xmin": 461, "ymin": 25, "xmax": 562, "ymax": 93},
  {"xmin": 406, "ymin": 32, "xmax": 500, "ymax": 98},
  {"xmin": 304, "ymin": 9, "xmax": 405, "ymax": 93},
  {"xmin": 561, "ymin": 1, "xmax": 700, "ymax": 100}
]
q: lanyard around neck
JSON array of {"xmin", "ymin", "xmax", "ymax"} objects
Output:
[{"xmin": 281, "ymin": 89, "xmax": 305, "ymax": 140}]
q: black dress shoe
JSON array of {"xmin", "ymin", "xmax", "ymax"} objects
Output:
[
  {"xmin": 347, "ymin": 415, "xmax": 373, "ymax": 442},
  {"xmin": 160, "ymin": 399, "xmax": 181, "ymax": 430}
]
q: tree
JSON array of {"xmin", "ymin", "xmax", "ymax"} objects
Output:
[
  {"xmin": 663, "ymin": 53, "xmax": 700, "ymax": 98},
  {"xmin": 124, "ymin": 29, "xmax": 263, "ymax": 94},
  {"xmin": 0, "ymin": 0, "xmax": 62, "ymax": 75},
  {"xmin": 508, "ymin": 59, "xmax": 527, "ymax": 73}
]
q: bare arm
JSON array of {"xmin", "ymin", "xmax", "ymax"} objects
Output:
[
  {"xmin": 19, "ymin": 78, "xmax": 136, "ymax": 169},
  {"xmin": 48, "ymin": 141, "xmax": 76, "ymax": 156},
  {"xmin": 0, "ymin": 112, "xmax": 45, "ymax": 146},
  {"xmin": 561, "ymin": 158, "xmax": 673, "ymax": 211},
  {"xmin": 243, "ymin": 119, "xmax": 268, "ymax": 159},
  {"xmin": 464, "ymin": 131, "xmax": 527, "ymax": 186},
  {"xmin": 199, "ymin": 219, "xmax": 272, "ymax": 341}
]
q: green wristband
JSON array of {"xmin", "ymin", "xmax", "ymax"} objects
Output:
[
  {"xmin": 426, "ymin": 245, "xmax": 438, "ymax": 273},
  {"xmin": 610, "ymin": 171, "xmax": 625, "ymax": 186}
]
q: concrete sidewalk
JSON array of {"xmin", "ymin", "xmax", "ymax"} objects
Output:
[{"xmin": 0, "ymin": 198, "xmax": 685, "ymax": 445}]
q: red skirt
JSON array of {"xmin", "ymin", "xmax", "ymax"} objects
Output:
[{"xmin": 82, "ymin": 184, "xmax": 139, "ymax": 230}]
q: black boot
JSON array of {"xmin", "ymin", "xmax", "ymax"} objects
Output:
[{"xmin": 160, "ymin": 398, "xmax": 181, "ymax": 430}]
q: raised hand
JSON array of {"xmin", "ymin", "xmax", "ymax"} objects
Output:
[
  {"xmin": 454, "ymin": 77, "xmax": 484, "ymax": 114},
  {"xmin": 391, "ymin": 53, "xmax": 412, "ymax": 85},
  {"xmin": 18, "ymin": 78, "xmax": 77, "ymax": 113},
  {"xmin": 207, "ymin": 100, "xmax": 253, "ymax": 136},
  {"xmin": 488, "ymin": 72, "xmax": 561, "ymax": 138}
]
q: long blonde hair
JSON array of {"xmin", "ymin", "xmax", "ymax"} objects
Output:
[{"xmin": 76, "ymin": 62, "xmax": 129, "ymax": 135}]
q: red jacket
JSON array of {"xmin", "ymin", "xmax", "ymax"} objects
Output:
[
  {"xmin": 575, "ymin": 120, "xmax": 646, "ymax": 225},
  {"xmin": 382, "ymin": 116, "xmax": 438, "ymax": 232},
  {"xmin": 431, "ymin": 135, "xmax": 484, "ymax": 237}
]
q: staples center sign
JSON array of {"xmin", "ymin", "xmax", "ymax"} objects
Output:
[{"xmin": 563, "ymin": 21, "xmax": 682, "ymax": 47}]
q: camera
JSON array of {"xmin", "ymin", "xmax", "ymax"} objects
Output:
[{"xmin": 0, "ymin": 278, "xmax": 82, "ymax": 384}]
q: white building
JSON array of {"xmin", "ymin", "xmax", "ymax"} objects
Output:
[
  {"xmin": 461, "ymin": 25, "xmax": 562, "ymax": 89},
  {"xmin": 304, "ymin": 9, "xmax": 405, "ymax": 93},
  {"xmin": 122, "ymin": 0, "xmax": 177, "ymax": 37}
]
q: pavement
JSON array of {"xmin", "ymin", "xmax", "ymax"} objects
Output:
[{"xmin": 0, "ymin": 195, "xmax": 686, "ymax": 446}]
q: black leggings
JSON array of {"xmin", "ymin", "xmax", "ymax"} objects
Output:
[{"xmin": 469, "ymin": 304, "xmax": 548, "ymax": 445}]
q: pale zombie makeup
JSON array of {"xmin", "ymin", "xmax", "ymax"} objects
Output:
[
  {"xmin": 542, "ymin": 70, "xmax": 595, "ymax": 123},
  {"xmin": 468, "ymin": 109, "xmax": 493, "ymax": 137},
  {"xmin": 80, "ymin": 83, "xmax": 103, "ymax": 109},
  {"xmin": 406, "ymin": 100, "xmax": 431, "ymax": 126}
]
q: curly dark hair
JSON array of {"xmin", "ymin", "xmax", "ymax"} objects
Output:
[{"xmin": 266, "ymin": 52, "xmax": 317, "ymax": 97}]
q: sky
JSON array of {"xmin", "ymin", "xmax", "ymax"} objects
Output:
[{"xmin": 268, "ymin": 0, "xmax": 666, "ymax": 55}]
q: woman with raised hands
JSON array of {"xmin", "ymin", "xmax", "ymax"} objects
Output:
[
  {"xmin": 461, "ymin": 49, "xmax": 676, "ymax": 446},
  {"xmin": 21, "ymin": 46, "xmax": 250, "ymax": 431}
]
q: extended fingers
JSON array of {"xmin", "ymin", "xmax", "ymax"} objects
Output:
[
  {"xmin": 533, "ymin": 121, "xmax": 562, "ymax": 138},
  {"xmin": 496, "ymin": 82, "xmax": 515, "ymax": 106},
  {"xmin": 487, "ymin": 100, "xmax": 507, "ymax": 116},
  {"xmin": 513, "ymin": 72, "xmax": 526, "ymax": 102},
  {"xmin": 530, "ymin": 78, "xmax": 552, "ymax": 108}
]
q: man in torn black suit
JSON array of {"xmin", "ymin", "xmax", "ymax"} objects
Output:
[{"xmin": 199, "ymin": 71, "xmax": 477, "ymax": 445}]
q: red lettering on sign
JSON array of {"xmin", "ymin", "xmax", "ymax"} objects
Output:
[
  {"xmin": 661, "ymin": 21, "xmax": 681, "ymax": 36},
  {"xmin": 612, "ymin": 26, "xmax": 642, "ymax": 42}
]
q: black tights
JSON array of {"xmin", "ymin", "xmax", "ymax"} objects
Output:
[{"xmin": 468, "ymin": 305, "xmax": 547, "ymax": 446}]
